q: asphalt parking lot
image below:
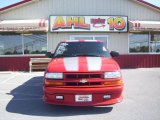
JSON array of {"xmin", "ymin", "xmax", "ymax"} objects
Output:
[{"xmin": 0, "ymin": 68, "xmax": 160, "ymax": 120}]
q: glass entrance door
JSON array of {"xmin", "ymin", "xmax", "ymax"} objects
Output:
[{"xmin": 70, "ymin": 35, "xmax": 108, "ymax": 48}]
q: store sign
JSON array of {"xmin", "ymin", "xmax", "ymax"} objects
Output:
[
  {"xmin": 50, "ymin": 16, "xmax": 128, "ymax": 32},
  {"xmin": 129, "ymin": 21, "xmax": 160, "ymax": 31},
  {"xmin": 0, "ymin": 19, "xmax": 48, "ymax": 32}
]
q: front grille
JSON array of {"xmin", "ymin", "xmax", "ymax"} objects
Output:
[
  {"xmin": 65, "ymin": 74, "xmax": 102, "ymax": 79},
  {"xmin": 66, "ymin": 82, "xmax": 101, "ymax": 86}
]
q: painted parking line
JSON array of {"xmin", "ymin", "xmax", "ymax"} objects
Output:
[
  {"xmin": 0, "ymin": 72, "xmax": 13, "ymax": 74},
  {"xmin": 0, "ymin": 73, "xmax": 20, "ymax": 84}
]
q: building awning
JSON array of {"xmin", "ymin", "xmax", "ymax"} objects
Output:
[
  {"xmin": 129, "ymin": 21, "xmax": 160, "ymax": 32},
  {"xmin": 0, "ymin": 19, "xmax": 48, "ymax": 32}
]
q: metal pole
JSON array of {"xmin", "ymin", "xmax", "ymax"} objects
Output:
[
  {"xmin": 148, "ymin": 31, "xmax": 151, "ymax": 53},
  {"xmin": 22, "ymin": 31, "xmax": 24, "ymax": 55}
]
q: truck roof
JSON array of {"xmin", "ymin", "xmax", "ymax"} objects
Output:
[{"xmin": 61, "ymin": 40, "xmax": 104, "ymax": 43}]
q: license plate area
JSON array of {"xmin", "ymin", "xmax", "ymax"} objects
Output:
[{"xmin": 75, "ymin": 94, "xmax": 92, "ymax": 102}]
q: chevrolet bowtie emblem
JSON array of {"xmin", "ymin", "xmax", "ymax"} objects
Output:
[{"xmin": 79, "ymin": 79, "xmax": 88, "ymax": 83}]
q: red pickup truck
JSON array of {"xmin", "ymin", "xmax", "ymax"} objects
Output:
[{"xmin": 43, "ymin": 40, "xmax": 123, "ymax": 106}]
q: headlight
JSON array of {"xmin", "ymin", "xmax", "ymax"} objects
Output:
[
  {"xmin": 104, "ymin": 71, "xmax": 121, "ymax": 79},
  {"xmin": 45, "ymin": 73, "xmax": 63, "ymax": 79}
]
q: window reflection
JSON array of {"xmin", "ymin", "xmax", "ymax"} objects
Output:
[
  {"xmin": 0, "ymin": 33, "xmax": 47, "ymax": 55},
  {"xmin": 150, "ymin": 33, "xmax": 160, "ymax": 53},
  {"xmin": 23, "ymin": 34, "xmax": 47, "ymax": 54},
  {"xmin": 0, "ymin": 34, "xmax": 22, "ymax": 55},
  {"xmin": 129, "ymin": 34, "xmax": 149, "ymax": 53}
]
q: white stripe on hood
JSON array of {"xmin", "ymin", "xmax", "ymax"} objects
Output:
[
  {"xmin": 64, "ymin": 57, "xmax": 78, "ymax": 71},
  {"xmin": 87, "ymin": 57, "xmax": 102, "ymax": 71}
]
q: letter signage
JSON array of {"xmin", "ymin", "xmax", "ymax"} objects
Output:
[{"xmin": 50, "ymin": 16, "xmax": 128, "ymax": 32}]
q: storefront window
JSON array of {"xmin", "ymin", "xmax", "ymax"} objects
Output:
[
  {"xmin": 0, "ymin": 34, "xmax": 23, "ymax": 55},
  {"xmin": 0, "ymin": 33, "xmax": 47, "ymax": 56},
  {"xmin": 23, "ymin": 34, "xmax": 47, "ymax": 54},
  {"xmin": 129, "ymin": 33, "xmax": 149, "ymax": 53},
  {"xmin": 150, "ymin": 33, "xmax": 160, "ymax": 53}
]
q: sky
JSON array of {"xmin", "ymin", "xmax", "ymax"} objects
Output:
[{"xmin": 0, "ymin": 0, "xmax": 160, "ymax": 8}]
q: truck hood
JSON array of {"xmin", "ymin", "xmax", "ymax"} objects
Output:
[{"xmin": 47, "ymin": 57, "xmax": 119, "ymax": 72}]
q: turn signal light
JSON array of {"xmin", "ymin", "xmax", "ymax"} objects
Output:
[
  {"xmin": 104, "ymin": 80, "xmax": 123, "ymax": 86},
  {"xmin": 45, "ymin": 80, "xmax": 64, "ymax": 86}
]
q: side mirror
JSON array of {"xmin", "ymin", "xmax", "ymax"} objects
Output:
[
  {"xmin": 45, "ymin": 52, "xmax": 52, "ymax": 58},
  {"xmin": 110, "ymin": 51, "xmax": 119, "ymax": 57}
]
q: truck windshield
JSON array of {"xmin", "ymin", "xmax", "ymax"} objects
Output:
[{"xmin": 54, "ymin": 42, "xmax": 111, "ymax": 58}]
